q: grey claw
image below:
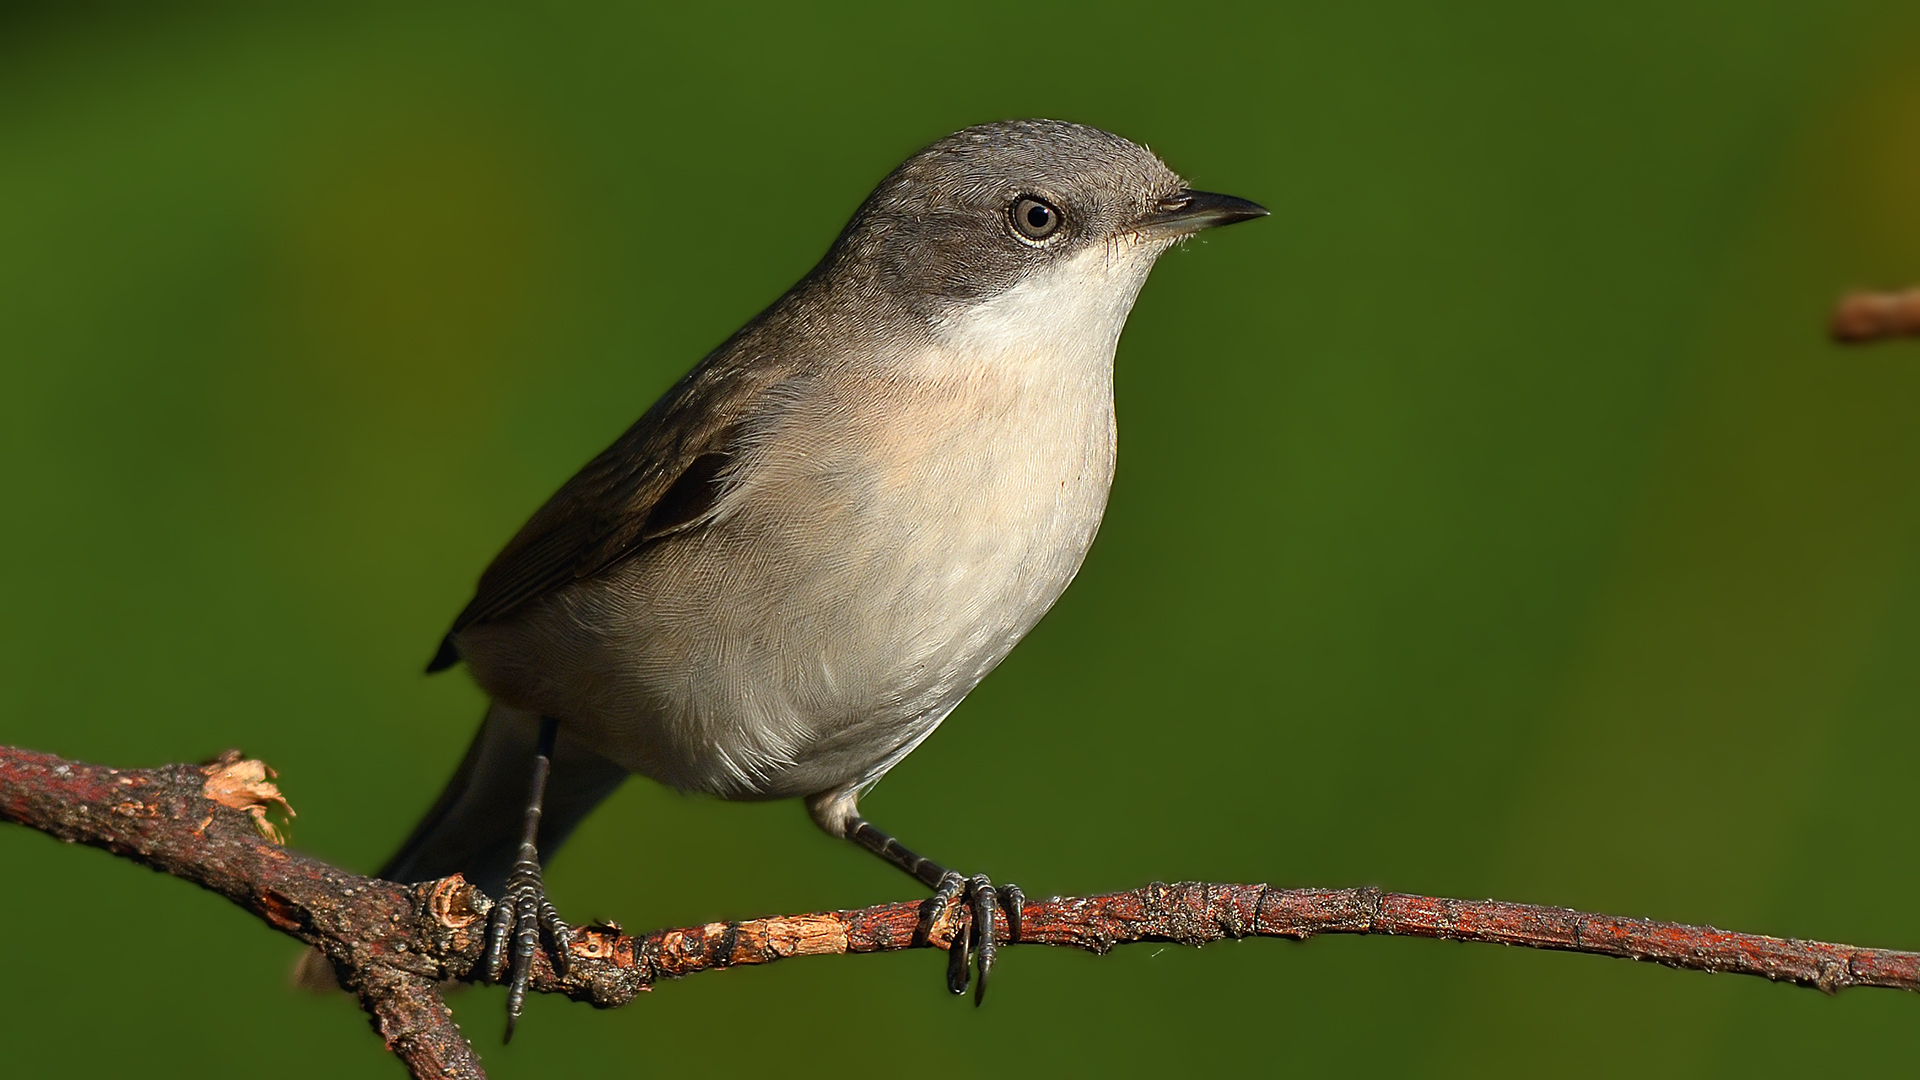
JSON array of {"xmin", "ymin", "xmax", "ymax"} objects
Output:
[
  {"xmin": 999, "ymin": 882, "xmax": 1026, "ymax": 942},
  {"xmin": 971, "ymin": 873, "xmax": 999, "ymax": 1006},
  {"xmin": 946, "ymin": 922, "xmax": 972, "ymax": 995},
  {"xmin": 935, "ymin": 869, "xmax": 969, "ymax": 993}
]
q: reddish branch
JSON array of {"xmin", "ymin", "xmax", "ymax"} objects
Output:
[
  {"xmin": 3, "ymin": 744, "xmax": 1916, "ymax": 1078},
  {"xmin": 1832, "ymin": 287, "xmax": 1920, "ymax": 344}
]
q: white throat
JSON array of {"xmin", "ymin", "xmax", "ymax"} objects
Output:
[{"xmin": 927, "ymin": 237, "xmax": 1169, "ymax": 379}]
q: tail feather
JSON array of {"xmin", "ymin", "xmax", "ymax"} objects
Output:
[
  {"xmin": 379, "ymin": 702, "xmax": 630, "ymax": 897},
  {"xmin": 295, "ymin": 704, "xmax": 629, "ymax": 990}
]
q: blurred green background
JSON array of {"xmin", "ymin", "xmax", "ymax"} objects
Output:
[{"xmin": 5, "ymin": 1, "xmax": 1919, "ymax": 1075}]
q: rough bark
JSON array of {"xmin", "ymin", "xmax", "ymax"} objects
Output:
[{"xmin": 4, "ymin": 744, "xmax": 1915, "ymax": 1078}]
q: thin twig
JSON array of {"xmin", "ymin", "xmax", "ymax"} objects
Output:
[
  {"xmin": 1832, "ymin": 287, "xmax": 1920, "ymax": 344},
  {"xmin": 3, "ymin": 744, "xmax": 1915, "ymax": 1078}
]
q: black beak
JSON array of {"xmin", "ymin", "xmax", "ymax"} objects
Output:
[{"xmin": 1133, "ymin": 189, "xmax": 1269, "ymax": 238}]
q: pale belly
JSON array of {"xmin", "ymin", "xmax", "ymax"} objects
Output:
[{"xmin": 461, "ymin": 366, "xmax": 1118, "ymax": 800}]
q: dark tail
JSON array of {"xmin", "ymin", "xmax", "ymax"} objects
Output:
[
  {"xmin": 379, "ymin": 702, "xmax": 630, "ymax": 897},
  {"xmin": 295, "ymin": 702, "xmax": 629, "ymax": 990}
]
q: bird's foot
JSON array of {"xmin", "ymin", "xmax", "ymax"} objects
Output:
[
  {"xmin": 933, "ymin": 871, "xmax": 1024, "ymax": 1004},
  {"xmin": 483, "ymin": 854, "xmax": 572, "ymax": 1041},
  {"xmin": 832, "ymin": 810, "xmax": 1022, "ymax": 1004}
]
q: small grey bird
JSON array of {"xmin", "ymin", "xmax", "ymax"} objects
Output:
[{"xmin": 381, "ymin": 119, "xmax": 1264, "ymax": 1032}]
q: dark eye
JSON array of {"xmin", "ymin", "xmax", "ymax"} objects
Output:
[{"xmin": 1010, "ymin": 195, "xmax": 1063, "ymax": 241}]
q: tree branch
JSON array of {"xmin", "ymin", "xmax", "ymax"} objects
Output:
[
  {"xmin": 1832, "ymin": 286, "xmax": 1920, "ymax": 344},
  {"xmin": 5, "ymin": 744, "xmax": 1915, "ymax": 1078}
]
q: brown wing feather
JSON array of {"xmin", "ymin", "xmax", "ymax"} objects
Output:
[{"xmin": 426, "ymin": 352, "xmax": 787, "ymax": 673}]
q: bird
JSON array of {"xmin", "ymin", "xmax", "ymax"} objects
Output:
[{"xmin": 377, "ymin": 118, "xmax": 1265, "ymax": 1034}]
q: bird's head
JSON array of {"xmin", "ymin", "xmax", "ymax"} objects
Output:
[{"xmin": 824, "ymin": 119, "xmax": 1265, "ymax": 344}]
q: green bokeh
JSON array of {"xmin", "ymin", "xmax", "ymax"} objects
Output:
[{"xmin": 5, "ymin": 2, "xmax": 1919, "ymax": 1075}]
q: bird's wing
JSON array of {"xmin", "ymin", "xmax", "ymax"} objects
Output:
[{"xmin": 427, "ymin": 355, "xmax": 782, "ymax": 673}]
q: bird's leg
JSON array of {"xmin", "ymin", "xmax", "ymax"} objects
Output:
[
  {"xmin": 841, "ymin": 813, "xmax": 1023, "ymax": 1004},
  {"xmin": 483, "ymin": 715, "xmax": 572, "ymax": 1042}
]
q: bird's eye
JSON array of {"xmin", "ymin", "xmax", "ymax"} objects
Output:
[{"xmin": 1010, "ymin": 196, "xmax": 1063, "ymax": 241}]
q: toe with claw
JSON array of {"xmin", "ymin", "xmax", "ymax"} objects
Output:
[
  {"xmin": 937, "ymin": 872, "xmax": 1025, "ymax": 1004},
  {"xmin": 836, "ymin": 810, "xmax": 1026, "ymax": 1005}
]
